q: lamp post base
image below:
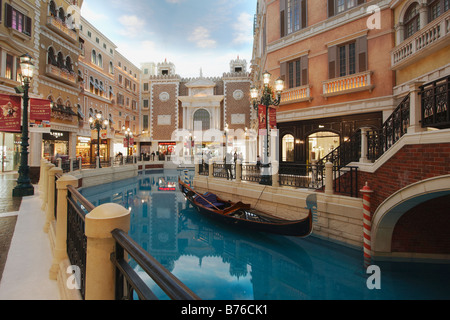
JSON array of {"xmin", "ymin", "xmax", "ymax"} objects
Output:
[{"xmin": 13, "ymin": 184, "xmax": 34, "ymax": 197}]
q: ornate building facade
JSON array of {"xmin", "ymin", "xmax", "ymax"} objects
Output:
[{"xmin": 140, "ymin": 57, "xmax": 254, "ymax": 163}]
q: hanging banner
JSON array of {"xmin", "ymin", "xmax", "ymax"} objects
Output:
[
  {"xmin": 30, "ymin": 98, "xmax": 51, "ymax": 121},
  {"xmin": 258, "ymin": 105, "xmax": 267, "ymax": 136},
  {"xmin": 0, "ymin": 94, "xmax": 21, "ymax": 133},
  {"xmin": 29, "ymin": 98, "xmax": 51, "ymax": 133},
  {"xmin": 269, "ymin": 107, "xmax": 277, "ymax": 129}
]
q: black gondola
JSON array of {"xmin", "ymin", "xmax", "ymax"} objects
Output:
[{"xmin": 179, "ymin": 178, "xmax": 313, "ymax": 237}]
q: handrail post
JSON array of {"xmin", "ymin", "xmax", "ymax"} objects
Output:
[
  {"xmin": 49, "ymin": 174, "xmax": 79, "ymax": 280},
  {"xmin": 325, "ymin": 162, "xmax": 334, "ymax": 195},
  {"xmin": 209, "ymin": 160, "xmax": 214, "ymax": 178},
  {"xmin": 44, "ymin": 166, "xmax": 63, "ymax": 233},
  {"xmin": 84, "ymin": 203, "xmax": 130, "ymax": 300},
  {"xmin": 359, "ymin": 127, "xmax": 371, "ymax": 163},
  {"xmin": 40, "ymin": 162, "xmax": 54, "ymax": 205},
  {"xmin": 408, "ymin": 81, "xmax": 425, "ymax": 134},
  {"xmin": 236, "ymin": 160, "xmax": 242, "ymax": 183}
]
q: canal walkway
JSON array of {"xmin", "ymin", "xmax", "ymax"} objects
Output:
[{"xmin": 0, "ymin": 173, "xmax": 60, "ymax": 300}]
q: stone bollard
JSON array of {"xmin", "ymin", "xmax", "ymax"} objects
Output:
[
  {"xmin": 40, "ymin": 163, "xmax": 54, "ymax": 204},
  {"xmin": 209, "ymin": 161, "xmax": 214, "ymax": 178},
  {"xmin": 49, "ymin": 174, "xmax": 79, "ymax": 280},
  {"xmin": 84, "ymin": 203, "xmax": 130, "ymax": 300},
  {"xmin": 44, "ymin": 166, "xmax": 63, "ymax": 233},
  {"xmin": 236, "ymin": 160, "xmax": 242, "ymax": 183},
  {"xmin": 325, "ymin": 162, "xmax": 334, "ymax": 195},
  {"xmin": 38, "ymin": 159, "xmax": 48, "ymax": 191}
]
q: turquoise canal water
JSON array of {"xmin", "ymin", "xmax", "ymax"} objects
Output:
[{"xmin": 81, "ymin": 169, "xmax": 450, "ymax": 300}]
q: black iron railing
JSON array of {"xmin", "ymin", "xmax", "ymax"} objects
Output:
[
  {"xmin": 213, "ymin": 163, "xmax": 235, "ymax": 179},
  {"xmin": 278, "ymin": 163, "xmax": 324, "ymax": 190},
  {"xmin": 241, "ymin": 163, "xmax": 261, "ymax": 183},
  {"xmin": 111, "ymin": 229, "xmax": 200, "ymax": 300},
  {"xmin": 367, "ymin": 94, "xmax": 410, "ymax": 161},
  {"xmin": 318, "ymin": 131, "xmax": 361, "ymax": 168},
  {"xmin": 333, "ymin": 165, "xmax": 359, "ymax": 198},
  {"xmin": 66, "ymin": 185, "xmax": 94, "ymax": 300},
  {"xmin": 421, "ymin": 75, "xmax": 450, "ymax": 129}
]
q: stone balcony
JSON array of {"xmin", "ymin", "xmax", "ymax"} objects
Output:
[
  {"xmin": 46, "ymin": 65, "xmax": 77, "ymax": 86},
  {"xmin": 392, "ymin": 11, "xmax": 450, "ymax": 70},
  {"xmin": 280, "ymin": 85, "xmax": 311, "ymax": 104},
  {"xmin": 46, "ymin": 16, "xmax": 78, "ymax": 43},
  {"xmin": 322, "ymin": 70, "xmax": 374, "ymax": 98}
]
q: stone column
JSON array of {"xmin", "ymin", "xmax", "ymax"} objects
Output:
[
  {"xmin": 236, "ymin": 160, "xmax": 242, "ymax": 183},
  {"xmin": 84, "ymin": 203, "xmax": 130, "ymax": 300},
  {"xmin": 359, "ymin": 127, "xmax": 371, "ymax": 163},
  {"xmin": 49, "ymin": 174, "xmax": 79, "ymax": 280},
  {"xmin": 408, "ymin": 81, "xmax": 426, "ymax": 134},
  {"xmin": 209, "ymin": 161, "xmax": 214, "ymax": 178}
]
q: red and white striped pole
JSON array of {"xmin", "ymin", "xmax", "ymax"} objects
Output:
[{"xmin": 361, "ymin": 182, "xmax": 374, "ymax": 269}]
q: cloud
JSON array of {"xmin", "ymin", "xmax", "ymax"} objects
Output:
[
  {"xmin": 118, "ymin": 15, "xmax": 147, "ymax": 38},
  {"xmin": 232, "ymin": 12, "xmax": 253, "ymax": 45},
  {"xmin": 188, "ymin": 26, "xmax": 217, "ymax": 49},
  {"xmin": 165, "ymin": 0, "xmax": 186, "ymax": 3}
]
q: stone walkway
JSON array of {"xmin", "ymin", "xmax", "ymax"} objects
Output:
[{"xmin": 0, "ymin": 173, "xmax": 60, "ymax": 300}]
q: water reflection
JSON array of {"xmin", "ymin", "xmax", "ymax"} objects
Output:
[{"xmin": 81, "ymin": 169, "xmax": 450, "ymax": 300}]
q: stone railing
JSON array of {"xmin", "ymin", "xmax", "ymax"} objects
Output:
[
  {"xmin": 323, "ymin": 70, "xmax": 374, "ymax": 97},
  {"xmin": 47, "ymin": 16, "xmax": 78, "ymax": 42},
  {"xmin": 46, "ymin": 65, "xmax": 76, "ymax": 85},
  {"xmin": 392, "ymin": 11, "xmax": 450, "ymax": 69},
  {"xmin": 281, "ymin": 85, "xmax": 311, "ymax": 104}
]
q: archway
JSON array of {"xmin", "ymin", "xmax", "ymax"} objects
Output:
[{"xmin": 372, "ymin": 175, "xmax": 450, "ymax": 262}]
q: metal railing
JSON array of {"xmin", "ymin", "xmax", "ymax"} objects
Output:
[
  {"xmin": 333, "ymin": 165, "xmax": 359, "ymax": 198},
  {"xmin": 111, "ymin": 229, "xmax": 200, "ymax": 300},
  {"xmin": 66, "ymin": 185, "xmax": 93, "ymax": 300},
  {"xmin": 278, "ymin": 163, "xmax": 325, "ymax": 190},
  {"xmin": 420, "ymin": 75, "xmax": 450, "ymax": 129}
]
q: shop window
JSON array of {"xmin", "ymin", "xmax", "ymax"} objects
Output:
[
  {"xmin": 282, "ymin": 134, "xmax": 295, "ymax": 162},
  {"xmin": 308, "ymin": 131, "xmax": 340, "ymax": 162}
]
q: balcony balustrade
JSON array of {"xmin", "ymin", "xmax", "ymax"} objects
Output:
[
  {"xmin": 281, "ymin": 85, "xmax": 311, "ymax": 104},
  {"xmin": 392, "ymin": 11, "xmax": 450, "ymax": 70},
  {"xmin": 46, "ymin": 64, "xmax": 77, "ymax": 85},
  {"xmin": 323, "ymin": 71, "xmax": 374, "ymax": 98},
  {"xmin": 47, "ymin": 16, "xmax": 78, "ymax": 43}
]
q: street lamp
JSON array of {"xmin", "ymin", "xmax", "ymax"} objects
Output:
[
  {"xmin": 250, "ymin": 71, "xmax": 284, "ymax": 186},
  {"xmin": 122, "ymin": 126, "xmax": 133, "ymax": 156},
  {"xmin": 13, "ymin": 54, "xmax": 35, "ymax": 197},
  {"xmin": 89, "ymin": 113, "xmax": 108, "ymax": 168}
]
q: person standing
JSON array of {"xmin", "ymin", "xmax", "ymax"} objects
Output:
[{"xmin": 225, "ymin": 151, "xmax": 233, "ymax": 180}]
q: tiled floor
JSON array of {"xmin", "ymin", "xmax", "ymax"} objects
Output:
[{"xmin": 0, "ymin": 173, "xmax": 20, "ymax": 282}]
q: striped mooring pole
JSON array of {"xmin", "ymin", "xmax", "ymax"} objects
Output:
[
  {"xmin": 184, "ymin": 169, "xmax": 190, "ymax": 186},
  {"xmin": 361, "ymin": 182, "xmax": 374, "ymax": 269}
]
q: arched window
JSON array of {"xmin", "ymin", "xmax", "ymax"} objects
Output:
[
  {"xmin": 404, "ymin": 3, "xmax": 420, "ymax": 39},
  {"xmin": 282, "ymin": 134, "xmax": 295, "ymax": 162},
  {"xmin": 65, "ymin": 56, "xmax": 72, "ymax": 72},
  {"xmin": 91, "ymin": 50, "xmax": 97, "ymax": 65},
  {"xmin": 193, "ymin": 109, "xmax": 210, "ymax": 131},
  {"xmin": 49, "ymin": 1, "xmax": 57, "ymax": 17},
  {"xmin": 98, "ymin": 54, "xmax": 103, "ymax": 67},
  {"xmin": 57, "ymin": 52, "xmax": 64, "ymax": 69},
  {"xmin": 48, "ymin": 47, "xmax": 56, "ymax": 66},
  {"xmin": 109, "ymin": 61, "xmax": 114, "ymax": 74},
  {"xmin": 58, "ymin": 7, "xmax": 65, "ymax": 22},
  {"xmin": 89, "ymin": 76, "xmax": 94, "ymax": 93}
]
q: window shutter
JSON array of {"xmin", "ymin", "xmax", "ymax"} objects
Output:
[
  {"xmin": 0, "ymin": 0, "xmax": 3, "ymax": 23},
  {"xmin": 5, "ymin": 3, "xmax": 12, "ymax": 28},
  {"xmin": 328, "ymin": 0, "xmax": 335, "ymax": 17},
  {"xmin": 301, "ymin": 56, "xmax": 308, "ymax": 86},
  {"xmin": 357, "ymin": 0, "xmax": 365, "ymax": 5},
  {"xmin": 280, "ymin": 61, "xmax": 287, "ymax": 83},
  {"xmin": 301, "ymin": 0, "xmax": 307, "ymax": 29},
  {"xmin": 328, "ymin": 46, "xmax": 337, "ymax": 79},
  {"xmin": 25, "ymin": 16, "xmax": 32, "ymax": 36},
  {"xmin": 356, "ymin": 36, "xmax": 368, "ymax": 73},
  {"xmin": 280, "ymin": 0, "xmax": 285, "ymax": 38}
]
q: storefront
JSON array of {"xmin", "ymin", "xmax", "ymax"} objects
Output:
[
  {"xmin": 278, "ymin": 112, "xmax": 382, "ymax": 165},
  {"xmin": 76, "ymin": 136, "xmax": 92, "ymax": 163},
  {"xmin": 0, "ymin": 133, "xmax": 21, "ymax": 172},
  {"xmin": 158, "ymin": 142, "xmax": 176, "ymax": 160},
  {"xmin": 90, "ymin": 138, "xmax": 110, "ymax": 163},
  {"xmin": 42, "ymin": 130, "xmax": 69, "ymax": 161}
]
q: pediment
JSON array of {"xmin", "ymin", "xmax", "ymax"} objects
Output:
[{"xmin": 185, "ymin": 77, "xmax": 216, "ymax": 88}]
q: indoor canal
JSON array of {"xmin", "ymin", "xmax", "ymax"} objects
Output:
[{"xmin": 80, "ymin": 169, "xmax": 450, "ymax": 300}]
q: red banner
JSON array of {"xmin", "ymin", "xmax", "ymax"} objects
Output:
[
  {"xmin": 269, "ymin": 107, "xmax": 277, "ymax": 129},
  {"xmin": 258, "ymin": 105, "xmax": 266, "ymax": 131},
  {"xmin": 0, "ymin": 94, "xmax": 21, "ymax": 133},
  {"xmin": 30, "ymin": 98, "xmax": 51, "ymax": 121}
]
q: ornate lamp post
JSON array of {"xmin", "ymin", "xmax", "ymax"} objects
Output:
[
  {"xmin": 13, "ymin": 54, "xmax": 35, "ymax": 197},
  {"xmin": 122, "ymin": 126, "xmax": 133, "ymax": 156},
  {"xmin": 89, "ymin": 113, "xmax": 108, "ymax": 168},
  {"xmin": 250, "ymin": 71, "xmax": 284, "ymax": 186}
]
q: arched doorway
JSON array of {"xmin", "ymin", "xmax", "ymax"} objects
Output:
[
  {"xmin": 193, "ymin": 109, "xmax": 211, "ymax": 131},
  {"xmin": 307, "ymin": 131, "xmax": 340, "ymax": 162}
]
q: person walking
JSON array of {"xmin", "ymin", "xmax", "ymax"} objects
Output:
[{"xmin": 225, "ymin": 151, "xmax": 233, "ymax": 180}]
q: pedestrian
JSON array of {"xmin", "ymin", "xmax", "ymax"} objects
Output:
[{"xmin": 225, "ymin": 151, "xmax": 233, "ymax": 180}]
